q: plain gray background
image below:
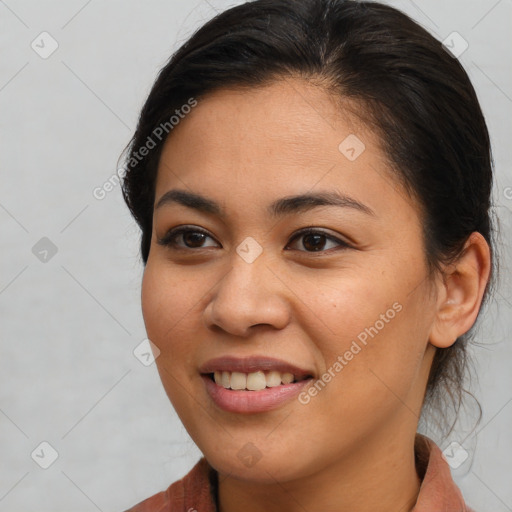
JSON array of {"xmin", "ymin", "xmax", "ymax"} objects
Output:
[{"xmin": 0, "ymin": 0, "xmax": 511, "ymax": 510}]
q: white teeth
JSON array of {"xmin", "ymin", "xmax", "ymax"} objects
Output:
[
  {"xmin": 221, "ymin": 371, "xmax": 230, "ymax": 388},
  {"xmin": 246, "ymin": 371, "xmax": 266, "ymax": 391},
  {"xmin": 266, "ymin": 371, "xmax": 282, "ymax": 387},
  {"xmin": 281, "ymin": 372, "xmax": 294, "ymax": 384},
  {"xmin": 212, "ymin": 370, "xmax": 306, "ymax": 390},
  {"xmin": 230, "ymin": 371, "xmax": 247, "ymax": 390}
]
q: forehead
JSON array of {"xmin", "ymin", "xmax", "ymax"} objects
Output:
[
  {"xmin": 155, "ymin": 79, "xmax": 414, "ymax": 218},
  {"xmin": 161, "ymin": 80, "xmax": 368, "ymax": 163}
]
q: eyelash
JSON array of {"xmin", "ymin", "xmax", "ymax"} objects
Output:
[{"xmin": 156, "ymin": 225, "xmax": 351, "ymax": 254}]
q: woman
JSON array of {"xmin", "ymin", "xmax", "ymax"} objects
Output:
[{"xmin": 120, "ymin": 0, "xmax": 495, "ymax": 510}]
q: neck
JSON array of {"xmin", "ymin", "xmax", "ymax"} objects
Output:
[{"xmin": 217, "ymin": 427, "xmax": 421, "ymax": 512}]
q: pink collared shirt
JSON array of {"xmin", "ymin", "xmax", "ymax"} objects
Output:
[{"xmin": 123, "ymin": 434, "xmax": 475, "ymax": 512}]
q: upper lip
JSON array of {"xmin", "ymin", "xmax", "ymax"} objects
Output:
[{"xmin": 199, "ymin": 356, "xmax": 314, "ymax": 379}]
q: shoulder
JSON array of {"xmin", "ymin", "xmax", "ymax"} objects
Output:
[
  {"xmin": 413, "ymin": 434, "xmax": 476, "ymax": 512},
  {"xmin": 121, "ymin": 458, "xmax": 217, "ymax": 512}
]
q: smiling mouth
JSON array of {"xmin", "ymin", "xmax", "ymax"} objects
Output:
[{"xmin": 206, "ymin": 370, "xmax": 313, "ymax": 391}]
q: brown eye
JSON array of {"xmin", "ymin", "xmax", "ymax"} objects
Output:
[
  {"xmin": 301, "ymin": 233, "xmax": 328, "ymax": 251},
  {"xmin": 181, "ymin": 231, "xmax": 208, "ymax": 248},
  {"xmin": 286, "ymin": 228, "xmax": 350, "ymax": 253},
  {"xmin": 157, "ymin": 226, "xmax": 219, "ymax": 250}
]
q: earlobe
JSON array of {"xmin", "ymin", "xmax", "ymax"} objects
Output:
[{"xmin": 429, "ymin": 232, "xmax": 491, "ymax": 349}]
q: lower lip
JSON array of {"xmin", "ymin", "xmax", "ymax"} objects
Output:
[{"xmin": 202, "ymin": 375, "xmax": 313, "ymax": 414}]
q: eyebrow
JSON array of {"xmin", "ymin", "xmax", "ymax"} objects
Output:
[{"xmin": 155, "ymin": 189, "xmax": 375, "ymax": 217}]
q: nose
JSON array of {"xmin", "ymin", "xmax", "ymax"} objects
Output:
[{"xmin": 202, "ymin": 252, "xmax": 291, "ymax": 337}]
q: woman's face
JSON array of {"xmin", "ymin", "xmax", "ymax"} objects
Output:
[{"xmin": 142, "ymin": 79, "xmax": 439, "ymax": 483}]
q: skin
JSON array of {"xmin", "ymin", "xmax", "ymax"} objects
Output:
[{"xmin": 141, "ymin": 78, "xmax": 491, "ymax": 512}]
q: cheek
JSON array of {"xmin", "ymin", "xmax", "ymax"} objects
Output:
[
  {"xmin": 298, "ymin": 269, "xmax": 430, "ymax": 403},
  {"xmin": 141, "ymin": 263, "xmax": 197, "ymax": 361},
  {"xmin": 295, "ymin": 271, "xmax": 395, "ymax": 349},
  {"xmin": 141, "ymin": 266, "xmax": 167, "ymax": 344},
  {"xmin": 141, "ymin": 263, "xmax": 203, "ymax": 415}
]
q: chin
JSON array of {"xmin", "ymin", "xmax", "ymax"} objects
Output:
[
  {"xmin": 207, "ymin": 450, "xmax": 303, "ymax": 484},
  {"xmin": 196, "ymin": 435, "xmax": 325, "ymax": 486}
]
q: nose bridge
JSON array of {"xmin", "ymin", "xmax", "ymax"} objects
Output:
[{"xmin": 204, "ymin": 241, "xmax": 290, "ymax": 335}]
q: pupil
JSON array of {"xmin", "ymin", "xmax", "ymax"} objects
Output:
[
  {"xmin": 184, "ymin": 232, "xmax": 205, "ymax": 247},
  {"xmin": 303, "ymin": 234, "xmax": 325, "ymax": 251}
]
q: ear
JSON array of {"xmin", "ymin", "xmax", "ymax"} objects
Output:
[{"xmin": 429, "ymin": 232, "xmax": 491, "ymax": 349}]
